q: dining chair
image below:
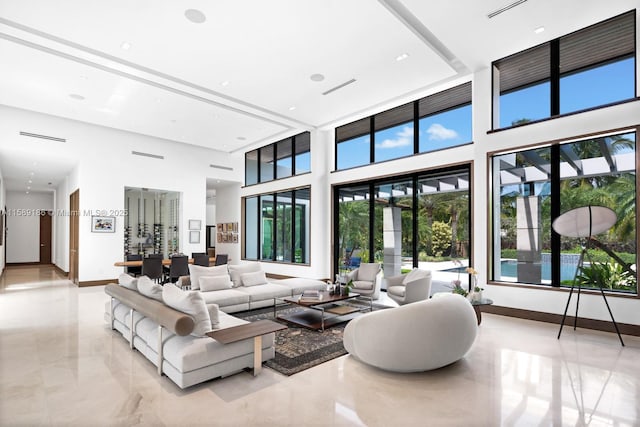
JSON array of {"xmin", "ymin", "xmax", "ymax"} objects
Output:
[
  {"xmin": 214, "ymin": 254, "xmax": 228, "ymax": 266},
  {"xmin": 193, "ymin": 253, "xmax": 211, "ymax": 267},
  {"xmin": 191, "ymin": 252, "xmax": 206, "ymax": 259},
  {"xmin": 167, "ymin": 255, "xmax": 189, "ymax": 284},
  {"xmin": 125, "ymin": 254, "xmax": 142, "ymax": 277},
  {"xmin": 142, "ymin": 256, "xmax": 163, "ymax": 284}
]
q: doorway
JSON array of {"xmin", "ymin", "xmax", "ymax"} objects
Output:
[{"xmin": 39, "ymin": 211, "xmax": 52, "ymax": 264}]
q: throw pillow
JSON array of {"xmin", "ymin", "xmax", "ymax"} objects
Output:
[
  {"xmin": 118, "ymin": 273, "xmax": 138, "ymax": 291},
  {"xmin": 162, "ymin": 284, "xmax": 211, "ymax": 337},
  {"xmin": 199, "ymin": 275, "xmax": 233, "ymax": 292},
  {"xmin": 137, "ymin": 275, "xmax": 163, "ymax": 301},
  {"xmin": 228, "ymin": 262, "xmax": 262, "ymax": 287},
  {"xmin": 188, "ymin": 264, "xmax": 228, "ymax": 290},
  {"xmin": 241, "ymin": 270, "xmax": 268, "ymax": 287},
  {"xmin": 208, "ymin": 304, "xmax": 220, "ymax": 329}
]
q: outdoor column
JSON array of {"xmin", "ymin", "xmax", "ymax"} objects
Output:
[
  {"xmin": 383, "ymin": 207, "xmax": 402, "ymax": 280},
  {"xmin": 516, "ymin": 196, "xmax": 541, "ymax": 283}
]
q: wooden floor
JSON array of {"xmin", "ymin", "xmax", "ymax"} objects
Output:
[{"xmin": 0, "ymin": 264, "xmax": 69, "ymax": 289}]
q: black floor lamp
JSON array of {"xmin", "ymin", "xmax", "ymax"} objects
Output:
[{"xmin": 552, "ymin": 205, "xmax": 624, "ymax": 346}]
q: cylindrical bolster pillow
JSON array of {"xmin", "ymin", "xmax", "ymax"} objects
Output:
[{"xmin": 105, "ymin": 284, "xmax": 195, "ymax": 336}]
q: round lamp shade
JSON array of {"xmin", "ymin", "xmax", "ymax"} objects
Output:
[{"xmin": 552, "ymin": 206, "xmax": 617, "ymax": 238}]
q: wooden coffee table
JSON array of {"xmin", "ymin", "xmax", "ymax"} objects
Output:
[
  {"xmin": 206, "ymin": 319, "xmax": 286, "ymax": 376},
  {"xmin": 274, "ymin": 291, "xmax": 372, "ymax": 331}
]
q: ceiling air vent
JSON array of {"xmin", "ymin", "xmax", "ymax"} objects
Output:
[
  {"xmin": 487, "ymin": 0, "xmax": 527, "ymax": 19},
  {"xmin": 131, "ymin": 151, "xmax": 164, "ymax": 160},
  {"xmin": 210, "ymin": 164, "xmax": 233, "ymax": 171},
  {"xmin": 322, "ymin": 78, "xmax": 357, "ymax": 96},
  {"xmin": 19, "ymin": 131, "xmax": 66, "ymax": 142}
]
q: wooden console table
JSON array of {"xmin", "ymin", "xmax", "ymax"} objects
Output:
[{"xmin": 206, "ymin": 320, "xmax": 286, "ymax": 376}]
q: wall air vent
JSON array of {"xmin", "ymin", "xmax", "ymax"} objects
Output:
[
  {"xmin": 487, "ymin": 0, "xmax": 527, "ymax": 19},
  {"xmin": 322, "ymin": 78, "xmax": 357, "ymax": 96},
  {"xmin": 19, "ymin": 131, "xmax": 66, "ymax": 142},
  {"xmin": 210, "ymin": 164, "xmax": 233, "ymax": 171},
  {"xmin": 131, "ymin": 151, "xmax": 164, "ymax": 160}
]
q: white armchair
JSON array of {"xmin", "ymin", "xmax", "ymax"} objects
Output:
[
  {"xmin": 343, "ymin": 294, "xmax": 477, "ymax": 372},
  {"xmin": 386, "ymin": 268, "xmax": 432, "ymax": 305},
  {"xmin": 346, "ymin": 263, "xmax": 381, "ymax": 300}
]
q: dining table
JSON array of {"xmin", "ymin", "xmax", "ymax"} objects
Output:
[{"xmin": 114, "ymin": 256, "xmax": 218, "ymax": 267}]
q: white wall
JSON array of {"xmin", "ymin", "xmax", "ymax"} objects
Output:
[
  {"xmin": 0, "ymin": 167, "xmax": 6, "ymax": 274},
  {"xmin": 206, "ymin": 202, "xmax": 216, "ymax": 226},
  {"xmin": 5, "ymin": 191, "xmax": 54, "ymax": 263},
  {"xmin": 215, "ymin": 184, "xmax": 241, "ymax": 263},
  {"xmin": 0, "ymin": 106, "xmax": 242, "ymax": 282}
]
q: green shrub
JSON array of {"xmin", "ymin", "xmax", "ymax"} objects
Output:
[
  {"xmin": 432, "ymin": 221, "xmax": 452, "ymax": 257},
  {"xmin": 576, "ymin": 262, "xmax": 636, "ymax": 292}
]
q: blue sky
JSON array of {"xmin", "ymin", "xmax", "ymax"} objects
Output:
[{"xmin": 337, "ymin": 57, "xmax": 635, "ymax": 170}]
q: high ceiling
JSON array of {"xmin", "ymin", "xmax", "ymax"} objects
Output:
[{"xmin": 0, "ymin": 0, "xmax": 635, "ymax": 191}]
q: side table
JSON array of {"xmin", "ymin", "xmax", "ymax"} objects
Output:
[
  {"xmin": 206, "ymin": 319, "xmax": 286, "ymax": 376},
  {"xmin": 470, "ymin": 298, "xmax": 493, "ymax": 325}
]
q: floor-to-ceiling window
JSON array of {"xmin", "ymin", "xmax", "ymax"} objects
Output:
[
  {"xmin": 243, "ymin": 187, "xmax": 310, "ymax": 264},
  {"xmin": 335, "ymin": 166, "xmax": 471, "ymax": 291},
  {"xmin": 491, "ymin": 129, "xmax": 637, "ymax": 294}
]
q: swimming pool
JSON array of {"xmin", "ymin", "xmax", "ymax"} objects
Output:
[{"xmin": 498, "ymin": 259, "xmax": 580, "ymax": 282}]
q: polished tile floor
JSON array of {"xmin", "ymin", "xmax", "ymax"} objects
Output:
[{"xmin": 1, "ymin": 265, "xmax": 639, "ymax": 426}]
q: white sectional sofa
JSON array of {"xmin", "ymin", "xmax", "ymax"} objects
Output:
[
  {"xmin": 178, "ymin": 262, "xmax": 327, "ymax": 313},
  {"xmin": 105, "ymin": 262, "xmax": 327, "ymax": 388}
]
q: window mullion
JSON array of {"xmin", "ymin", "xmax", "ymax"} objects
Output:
[{"xmin": 550, "ymin": 39, "xmax": 560, "ymax": 116}]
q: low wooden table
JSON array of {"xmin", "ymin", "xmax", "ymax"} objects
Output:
[
  {"xmin": 206, "ymin": 319, "xmax": 286, "ymax": 376},
  {"xmin": 470, "ymin": 298, "xmax": 494, "ymax": 325},
  {"xmin": 275, "ymin": 291, "xmax": 372, "ymax": 331}
]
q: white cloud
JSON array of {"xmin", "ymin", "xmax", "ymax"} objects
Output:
[
  {"xmin": 376, "ymin": 126, "xmax": 414, "ymax": 149},
  {"xmin": 427, "ymin": 123, "xmax": 458, "ymax": 140}
]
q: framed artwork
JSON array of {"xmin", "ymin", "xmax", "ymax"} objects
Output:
[
  {"xmin": 92, "ymin": 216, "xmax": 115, "ymax": 233},
  {"xmin": 189, "ymin": 231, "xmax": 200, "ymax": 243},
  {"xmin": 188, "ymin": 219, "xmax": 201, "ymax": 230}
]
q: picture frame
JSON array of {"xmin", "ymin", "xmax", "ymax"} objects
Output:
[
  {"xmin": 92, "ymin": 216, "xmax": 115, "ymax": 233},
  {"xmin": 188, "ymin": 219, "xmax": 201, "ymax": 230},
  {"xmin": 189, "ymin": 231, "xmax": 200, "ymax": 243}
]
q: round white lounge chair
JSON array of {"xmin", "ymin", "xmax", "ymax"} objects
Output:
[{"xmin": 343, "ymin": 294, "xmax": 477, "ymax": 372}]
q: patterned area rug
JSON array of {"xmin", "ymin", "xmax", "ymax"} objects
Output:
[{"xmin": 234, "ymin": 301, "xmax": 387, "ymax": 376}]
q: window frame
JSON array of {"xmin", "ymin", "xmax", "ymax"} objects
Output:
[
  {"xmin": 492, "ymin": 10, "xmax": 637, "ymax": 131},
  {"xmin": 488, "ymin": 126, "xmax": 639, "ymax": 298},
  {"xmin": 242, "ymin": 186, "xmax": 311, "ymax": 265},
  {"xmin": 244, "ymin": 132, "xmax": 311, "ymax": 186},
  {"xmin": 335, "ymin": 82, "xmax": 472, "ymax": 171}
]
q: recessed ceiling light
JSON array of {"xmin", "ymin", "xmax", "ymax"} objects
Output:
[
  {"xmin": 185, "ymin": 9, "xmax": 206, "ymax": 24},
  {"xmin": 288, "ymin": 106, "xmax": 296, "ymax": 111},
  {"xmin": 120, "ymin": 41, "xmax": 131, "ymax": 50},
  {"xmin": 29, "ymin": 172, "xmax": 34, "ymax": 176},
  {"xmin": 396, "ymin": 53, "xmax": 410, "ymax": 62},
  {"xmin": 310, "ymin": 74, "xmax": 325, "ymax": 82},
  {"xmin": 27, "ymin": 186, "xmax": 31, "ymax": 190},
  {"xmin": 25, "ymin": 191, "xmax": 29, "ymax": 194},
  {"xmin": 237, "ymin": 136, "xmax": 246, "ymax": 141},
  {"xmin": 534, "ymin": 26, "xmax": 545, "ymax": 34},
  {"xmin": 221, "ymin": 81, "xmax": 230, "ymax": 87},
  {"xmin": 28, "ymin": 180, "xmax": 32, "ymax": 184},
  {"xmin": 69, "ymin": 93, "xmax": 85, "ymax": 101}
]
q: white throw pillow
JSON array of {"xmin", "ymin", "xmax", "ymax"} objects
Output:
[
  {"xmin": 188, "ymin": 264, "xmax": 228, "ymax": 290},
  {"xmin": 241, "ymin": 270, "xmax": 268, "ymax": 287},
  {"xmin": 208, "ymin": 304, "xmax": 220, "ymax": 329},
  {"xmin": 137, "ymin": 275, "xmax": 163, "ymax": 301},
  {"xmin": 228, "ymin": 262, "xmax": 262, "ymax": 287},
  {"xmin": 199, "ymin": 275, "xmax": 233, "ymax": 292},
  {"xmin": 162, "ymin": 284, "xmax": 211, "ymax": 337},
  {"xmin": 118, "ymin": 273, "xmax": 138, "ymax": 291}
]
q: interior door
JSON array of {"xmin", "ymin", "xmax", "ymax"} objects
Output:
[
  {"xmin": 39, "ymin": 211, "xmax": 52, "ymax": 264},
  {"xmin": 69, "ymin": 190, "xmax": 79, "ymax": 285}
]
